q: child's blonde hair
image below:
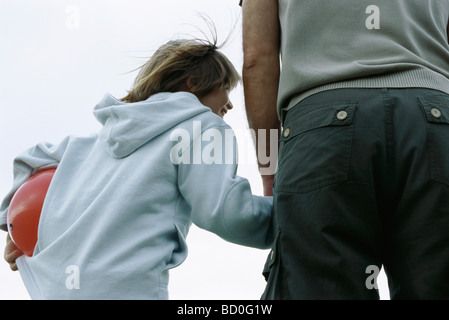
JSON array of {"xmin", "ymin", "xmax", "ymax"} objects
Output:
[{"xmin": 122, "ymin": 38, "xmax": 241, "ymax": 103}]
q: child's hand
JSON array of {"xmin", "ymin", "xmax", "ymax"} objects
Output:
[{"xmin": 4, "ymin": 233, "xmax": 23, "ymax": 271}]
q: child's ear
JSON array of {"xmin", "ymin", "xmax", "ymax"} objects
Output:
[{"xmin": 186, "ymin": 76, "xmax": 197, "ymax": 91}]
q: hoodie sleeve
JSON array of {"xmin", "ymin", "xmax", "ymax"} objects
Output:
[
  {"xmin": 0, "ymin": 137, "xmax": 70, "ymax": 231},
  {"xmin": 177, "ymin": 123, "xmax": 273, "ymax": 249}
]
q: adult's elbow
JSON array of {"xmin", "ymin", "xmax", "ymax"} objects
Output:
[
  {"xmin": 243, "ymin": 49, "xmax": 279, "ymax": 72},
  {"xmin": 243, "ymin": 52, "xmax": 259, "ymax": 71}
]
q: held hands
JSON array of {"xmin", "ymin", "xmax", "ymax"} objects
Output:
[{"xmin": 4, "ymin": 233, "xmax": 23, "ymax": 271}]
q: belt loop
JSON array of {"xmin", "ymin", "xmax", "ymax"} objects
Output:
[{"xmin": 281, "ymin": 109, "xmax": 287, "ymax": 127}]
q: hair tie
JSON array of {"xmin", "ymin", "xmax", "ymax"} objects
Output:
[{"xmin": 207, "ymin": 44, "xmax": 217, "ymax": 54}]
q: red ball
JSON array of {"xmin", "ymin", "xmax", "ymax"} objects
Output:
[{"xmin": 7, "ymin": 168, "xmax": 56, "ymax": 257}]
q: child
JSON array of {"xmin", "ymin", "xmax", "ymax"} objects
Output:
[{"xmin": 0, "ymin": 37, "xmax": 273, "ymax": 299}]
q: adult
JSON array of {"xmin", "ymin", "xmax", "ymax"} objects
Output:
[{"xmin": 241, "ymin": 0, "xmax": 449, "ymax": 299}]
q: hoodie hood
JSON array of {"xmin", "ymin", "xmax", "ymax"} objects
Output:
[{"xmin": 93, "ymin": 92, "xmax": 210, "ymax": 158}]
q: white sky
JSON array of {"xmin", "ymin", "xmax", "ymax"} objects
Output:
[{"xmin": 0, "ymin": 0, "xmax": 389, "ymax": 300}]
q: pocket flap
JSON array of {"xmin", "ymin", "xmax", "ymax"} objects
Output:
[
  {"xmin": 418, "ymin": 94, "xmax": 449, "ymax": 125},
  {"xmin": 282, "ymin": 104, "xmax": 357, "ymax": 141}
]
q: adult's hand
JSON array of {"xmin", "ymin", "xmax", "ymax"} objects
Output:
[{"xmin": 262, "ymin": 174, "xmax": 275, "ymax": 197}]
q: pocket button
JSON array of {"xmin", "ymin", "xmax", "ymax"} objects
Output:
[
  {"xmin": 283, "ymin": 127, "xmax": 291, "ymax": 138},
  {"xmin": 337, "ymin": 110, "xmax": 348, "ymax": 120},
  {"xmin": 431, "ymin": 108, "xmax": 442, "ymax": 119}
]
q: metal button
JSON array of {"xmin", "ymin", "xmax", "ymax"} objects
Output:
[
  {"xmin": 283, "ymin": 127, "xmax": 291, "ymax": 138},
  {"xmin": 337, "ymin": 110, "xmax": 348, "ymax": 120},
  {"xmin": 431, "ymin": 108, "xmax": 442, "ymax": 119}
]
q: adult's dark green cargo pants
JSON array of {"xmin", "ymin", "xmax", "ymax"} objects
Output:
[{"xmin": 262, "ymin": 88, "xmax": 449, "ymax": 299}]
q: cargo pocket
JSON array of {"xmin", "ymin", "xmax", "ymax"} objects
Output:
[
  {"xmin": 261, "ymin": 230, "xmax": 282, "ymax": 300},
  {"xmin": 418, "ymin": 94, "xmax": 449, "ymax": 187},
  {"xmin": 276, "ymin": 103, "xmax": 357, "ymax": 193}
]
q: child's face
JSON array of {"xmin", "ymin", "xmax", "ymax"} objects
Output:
[{"xmin": 199, "ymin": 86, "xmax": 233, "ymax": 118}]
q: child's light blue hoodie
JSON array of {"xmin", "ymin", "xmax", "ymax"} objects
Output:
[{"xmin": 0, "ymin": 92, "xmax": 273, "ymax": 299}]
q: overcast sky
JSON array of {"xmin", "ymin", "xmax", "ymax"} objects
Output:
[{"xmin": 0, "ymin": 0, "xmax": 389, "ymax": 300}]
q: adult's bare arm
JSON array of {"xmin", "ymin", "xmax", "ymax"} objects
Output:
[{"xmin": 242, "ymin": 0, "xmax": 281, "ymax": 196}]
